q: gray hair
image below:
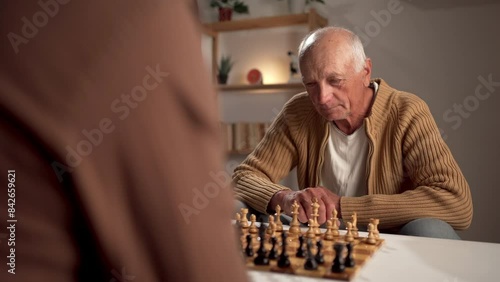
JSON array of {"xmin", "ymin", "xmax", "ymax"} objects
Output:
[{"xmin": 298, "ymin": 26, "xmax": 367, "ymax": 73}]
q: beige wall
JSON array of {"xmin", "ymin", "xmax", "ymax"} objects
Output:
[{"xmin": 199, "ymin": 0, "xmax": 500, "ymax": 243}]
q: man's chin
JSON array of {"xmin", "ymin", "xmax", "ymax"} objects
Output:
[{"xmin": 322, "ymin": 112, "xmax": 347, "ymax": 122}]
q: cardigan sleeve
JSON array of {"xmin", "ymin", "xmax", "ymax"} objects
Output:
[
  {"xmin": 341, "ymin": 94, "xmax": 473, "ymax": 230},
  {"xmin": 232, "ymin": 107, "xmax": 299, "ymax": 214}
]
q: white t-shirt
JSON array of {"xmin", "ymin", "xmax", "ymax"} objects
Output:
[
  {"xmin": 319, "ymin": 123, "xmax": 369, "ymax": 197},
  {"xmin": 319, "ymin": 82, "xmax": 378, "ymax": 197}
]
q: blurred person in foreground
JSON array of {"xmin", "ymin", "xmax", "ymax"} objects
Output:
[{"xmin": 0, "ymin": 1, "xmax": 247, "ymax": 281}]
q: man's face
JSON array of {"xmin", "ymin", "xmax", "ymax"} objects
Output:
[{"xmin": 300, "ymin": 39, "xmax": 367, "ymax": 122}]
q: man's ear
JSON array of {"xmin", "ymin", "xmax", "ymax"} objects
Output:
[{"xmin": 363, "ymin": 58, "xmax": 372, "ymax": 87}]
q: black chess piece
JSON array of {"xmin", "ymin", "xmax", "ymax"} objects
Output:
[
  {"xmin": 304, "ymin": 239, "xmax": 318, "ymax": 270},
  {"xmin": 268, "ymin": 236, "xmax": 278, "ymax": 260},
  {"xmin": 277, "ymin": 232, "xmax": 291, "ymax": 268},
  {"xmin": 345, "ymin": 242, "xmax": 355, "ymax": 267},
  {"xmin": 245, "ymin": 234, "xmax": 254, "ymax": 257},
  {"xmin": 296, "ymin": 235, "xmax": 306, "ymax": 258},
  {"xmin": 254, "ymin": 225, "xmax": 269, "ymax": 265},
  {"xmin": 331, "ymin": 243, "xmax": 345, "ymax": 273},
  {"xmin": 315, "ymin": 239, "xmax": 325, "ymax": 264}
]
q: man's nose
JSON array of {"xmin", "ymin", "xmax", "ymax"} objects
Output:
[{"xmin": 317, "ymin": 83, "xmax": 331, "ymax": 105}]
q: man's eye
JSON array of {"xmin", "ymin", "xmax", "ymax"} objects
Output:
[
  {"xmin": 305, "ymin": 83, "xmax": 316, "ymax": 88},
  {"xmin": 328, "ymin": 79, "xmax": 341, "ymax": 86}
]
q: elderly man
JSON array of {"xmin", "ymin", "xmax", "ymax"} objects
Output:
[{"xmin": 233, "ymin": 27, "xmax": 472, "ymax": 239}]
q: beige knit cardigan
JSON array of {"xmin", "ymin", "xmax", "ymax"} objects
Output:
[{"xmin": 233, "ymin": 79, "xmax": 472, "ymax": 230}]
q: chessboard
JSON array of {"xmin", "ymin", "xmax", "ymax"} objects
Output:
[{"xmin": 235, "ymin": 199, "xmax": 384, "ymax": 281}]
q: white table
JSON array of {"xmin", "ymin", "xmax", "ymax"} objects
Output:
[{"xmin": 247, "ymin": 231, "xmax": 500, "ymax": 282}]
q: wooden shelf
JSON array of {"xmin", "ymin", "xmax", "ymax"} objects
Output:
[
  {"xmin": 218, "ymin": 83, "xmax": 304, "ymax": 92},
  {"xmin": 203, "ymin": 10, "xmax": 328, "ymax": 78},
  {"xmin": 203, "ymin": 10, "xmax": 327, "ymax": 33}
]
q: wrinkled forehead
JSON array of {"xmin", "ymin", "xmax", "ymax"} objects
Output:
[{"xmin": 301, "ymin": 37, "xmax": 355, "ymax": 77}]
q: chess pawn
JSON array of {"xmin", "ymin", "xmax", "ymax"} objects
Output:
[
  {"xmin": 304, "ymin": 239, "xmax": 318, "ymax": 270},
  {"xmin": 315, "ymin": 239, "xmax": 325, "ymax": 264},
  {"xmin": 314, "ymin": 222, "xmax": 322, "ymax": 237},
  {"xmin": 235, "ymin": 213, "xmax": 241, "ymax": 223},
  {"xmin": 275, "ymin": 205, "xmax": 284, "ymax": 233},
  {"xmin": 330, "ymin": 209, "xmax": 340, "ymax": 236},
  {"xmin": 324, "ymin": 220, "xmax": 334, "ymax": 241},
  {"xmin": 266, "ymin": 215, "xmax": 277, "ymax": 238},
  {"xmin": 344, "ymin": 222, "xmax": 354, "ymax": 242},
  {"xmin": 366, "ymin": 223, "xmax": 377, "ymax": 245},
  {"xmin": 351, "ymin": 213, "xmax": 359, "ymax": 238},
  {"xmin": 268, "ymin": 236, "xmax": 278, "ymax": 260},
  {"xmin": 254, "ymin": 234, "xmax": 270, "ymax": 265},
  {"xmin": 306, "ymin": 219, "xmax": 316, "ymax": 239},
  {"xmin": 296, "ymin": 235, "xmax": 307, "ymax": 258},
  {"xmin": 240, "ymin": 208, "xmax": 249, "ymax": 229},
  {"xmin": 370, "ymin": 218, "xmax": 380, "ymax": 239},
  {"xmin": 270, "ymin": 221, "xmax": 277, "ymax": 238},
  {"xmin": 332, "ymin": 220, "xmax": 340, "ymax": 236},
  {"xmin": 344, "ymin": 242, "xmax": 355, "ymax": 267},
  {"xmin": 352, "ymin": 227, "xmax": 359, "ymax": 238},
  {"xmin": 248, "ymin": 214, "xmax": 259, "ymax": 236},
  {"xmin": 277, "ymin": 232, "xmax": 291, "ymax": 268}
]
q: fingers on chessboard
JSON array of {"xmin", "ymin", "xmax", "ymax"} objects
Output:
[{"xmin": 235, "ymin": 207, "xmax": 381, "ymax": 245}]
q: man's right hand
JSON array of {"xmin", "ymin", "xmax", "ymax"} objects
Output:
[{"xmin": 268, "ymin": 187, "xmax": 341, "ymax": 225}]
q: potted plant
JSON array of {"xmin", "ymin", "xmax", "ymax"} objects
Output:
[
  {"xmin": 217, "ymin": 55, "xmax": 234, "ymax": 84},
  {"xmin": 210, "ymin": 0, "xmax": 249, "ymax": 21}
]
